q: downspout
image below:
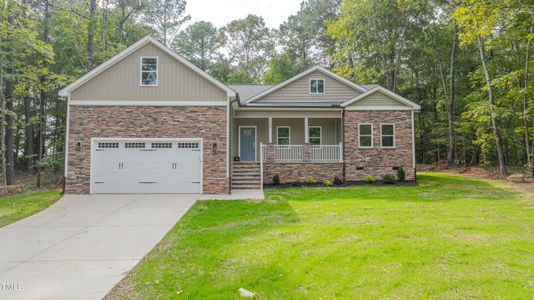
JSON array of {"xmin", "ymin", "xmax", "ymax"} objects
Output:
[
  {"xmin": 63, "ymin": 93, "xmax": 71, "ymax": 194},
  {"xmin": 342, "ymin": 108, "xmax": 346, "ymax": 181}
]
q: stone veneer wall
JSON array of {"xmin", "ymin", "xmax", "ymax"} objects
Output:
[
  {"xmin": 66, "ymin": 105, "xmax": 229, "ymax": 194},
  {"xmin": 263, "ymin": 163, "xmax": 343, "ymax": 184},
  {"xmin": 344, "ymin": 110, "xmax": 415, "ymax": 181}
]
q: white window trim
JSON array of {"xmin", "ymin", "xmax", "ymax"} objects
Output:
[
  {"xmin": 309, "ymin": 126, "xmax": 322, "ymax": 145},
  {"xmin": 276, "ymin": 126, "xmax": 291, "ymax": 145},
  {"xmin": 140, "ymin": 56, "xmax": 158, "ymax": 86},
  {"xmin": 380, "ymin": 123, "xmax": 396, "ymax": 148},
  {"xmin": 309, "ymin": 78, "xmax": 325, "ymax": 94},
  {"xmin": 238, "ymin": 126, "xmax": 257, "ymax": 161},
  {"xmin": 358, "ymin": 123, "xmax": 373, "ymax": 148}
]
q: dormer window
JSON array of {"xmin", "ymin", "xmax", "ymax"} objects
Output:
[
  {"xmin": 310, "ymin": 78, "xmax": 325, "ymax": 94},
  {"xmin": 140, "ymin": 57, "xmax": 158, "ymax": 86}
]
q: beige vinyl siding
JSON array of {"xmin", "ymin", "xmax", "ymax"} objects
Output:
[
  {"xmin": 232, "ymin": 118, "xmax": 341, "ymax": 159},
  {"xmin": 70, "ymin": 43, "xmax": 226, "ymax": 101},
  {"xmin": 254, "ymin": 71, "xmax": 361, "ymax": 102},
  {"xmin": 347, "ymin": 91, "xmax": 409, "ymax": 108}
]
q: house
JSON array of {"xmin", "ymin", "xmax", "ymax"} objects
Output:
[{"xmin": 59, "ymin": 36, "xmax": 420, "ymax": 194}]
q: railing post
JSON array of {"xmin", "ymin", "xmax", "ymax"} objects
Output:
[
  {"xmin": 339, "ymin": 142, "xmax": 343, "ymax": 162},
  {"xmin": 260, "ymin": 142, "xmax": 264, "ymax": 190}
]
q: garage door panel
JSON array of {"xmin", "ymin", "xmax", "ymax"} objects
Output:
[{"xmin": 92, "ymin": 139, "xmax": 202, "ymax": 194}]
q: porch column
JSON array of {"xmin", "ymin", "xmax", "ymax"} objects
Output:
[
  {"xmin": 304, "ymin": 117, "xmax": 309, "ymax": 143},
  {"xmin": 268, "ymin": 117, "xmax": 273, "ymax": 143}
]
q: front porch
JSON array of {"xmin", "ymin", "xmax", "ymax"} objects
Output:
[{"xmin": 232, "ymin": 110, "xmax": 343, "ymax": 163}]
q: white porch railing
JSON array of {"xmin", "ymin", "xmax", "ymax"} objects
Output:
[
  {"xmin": 261, "ymin": 144, "xmax": 267, "ymax": 161},
  {"xmin": 311, "ymin": 144, "xmax": 342, "ymax": 161},
  {"xmin": 275, "ymin": 145, "xmax": 303, "ymax": 161}
]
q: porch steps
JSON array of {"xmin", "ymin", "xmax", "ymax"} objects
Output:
[{"xmin": 232, "ymin": 163, "xmax": 261, "ymax": 190}]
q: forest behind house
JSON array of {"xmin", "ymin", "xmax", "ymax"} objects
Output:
[{"xmin": 1, "ymin": 0, "xmax": 533, "ymax": 190}]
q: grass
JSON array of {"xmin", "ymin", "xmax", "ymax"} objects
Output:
[
  {"xmin": 112, "ymin": 172, "xmax": 534, "ymax": 299},
  {"xmin": 0, "ymin": 189, "xmax": 62, "ymax": 227}
]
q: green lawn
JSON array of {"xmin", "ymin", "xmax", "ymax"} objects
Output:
[
  {"xmin": 112, "ymin": 173, "xmax": 534, "ymax": 299},
  {"xmin": 0, "ymin": 189, "xmax": 62, "ymax": 227}
]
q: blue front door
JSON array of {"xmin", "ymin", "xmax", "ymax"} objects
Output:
[{"xmin": 240, "ymin": 127, "xmax": 256, "ymax": 161}]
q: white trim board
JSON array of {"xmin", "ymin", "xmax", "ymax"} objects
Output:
[
  {"xmin": 59, "ymin": 36, "xmax": 236, "ymax": 98},
  {"xmin": 341, "ymin": 86, "xmax": 421, "ymax": 110},
  {"xmin": 245, "ymin": 66, "xmax": 366, "ymax": 103},
  {"xmin": 69, "ymin": 100, "xmax": 228, "ymax": 106}
]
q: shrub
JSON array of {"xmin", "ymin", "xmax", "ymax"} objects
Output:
[
  {"xmin": 397, "ymin": 166, "xmax": 406, "ymax": 181},
  {"xmin": 323, "ymin": 179, "xmax": 333, "ymax": 186},
  {"xmin": 333, "ymin": 176, "xmax": 344, "ymax": 185},
  {"xmin": 306, "ymin": 177, "xmax": 317, "ymax": 184},
  {"xmin": 383, "ymin": 174, "xmax": 396, "ymax": 184},
  {"xmin": 364, "ymin": 175, "xmax": 375, "ymax": 183},
  {"xmin": 273, "ymin": 174, "xmax": 280, "ymax": 185}
]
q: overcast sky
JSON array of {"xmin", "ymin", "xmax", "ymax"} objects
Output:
[{"xmin": 186, "ymin": 0, "xmax": 303, "ymax": 29}]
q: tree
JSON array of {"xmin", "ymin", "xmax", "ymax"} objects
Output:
[
  {"xmin": 223, "ymin": 15, "xmax": 272, "ymax": 83},
  {"xmin": 263, "ymin": 52, "xmax": 308, "ymax": 83},
  {"xmin": 327, "ymin": 0, "xmax": 415, "ymax": 91},
  {"xmin": 146, "ymin": 0, "xmax": 190, "ymax": 46},
  {"xmin": 279, "ymin": 0, "xmax": 341, "ymax": 66},
  {"xmin": 173, "ymin": 21, "xmax": 224, "ymax": 71}
]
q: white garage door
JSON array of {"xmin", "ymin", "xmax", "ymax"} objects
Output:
[{"xmin": 91, "ymin": 139, "xmax": 202, "ymax": 194}]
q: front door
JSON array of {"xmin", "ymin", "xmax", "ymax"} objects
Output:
[{"xmin": 239, "ymin": 127, "xmax": 256, "ymax": 161}]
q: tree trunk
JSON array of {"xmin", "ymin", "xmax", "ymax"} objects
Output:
[
  {"xmin": 86, "ymin": 0, "xmax": 97, "ymax": 71},
  {"xmin": 102, "ymin": 0, "xmax": 108, "ymax": 52},
  {"xmin": 477, "ymin": 36, "xmax": 507, "ymax": 175},
  {"xmin": 523, "ymin": 21, "xmax": 533, "ymax": 175},
  {"xmin": 37, "ymin": 0, "xmax": 51, "ymax": 187},
  {"xmin": 4, "ymin": 14, "xmax": 16, "ymax": 185},
  {"xmin": 447, "ymin": 23, "xmax": 458, "ymax": 165},
  {"xmin": 24, "ymin": 96, "xmax": 34, "ymax": 174}
]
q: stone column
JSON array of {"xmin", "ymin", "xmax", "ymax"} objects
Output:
[{"xmin": 303, "ymin": 143, "xmax": 311, "ymax": 163}]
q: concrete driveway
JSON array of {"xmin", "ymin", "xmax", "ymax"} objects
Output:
[{"xmin": 0, "ymin": 194, "xmax": 198, "ymax": 300}]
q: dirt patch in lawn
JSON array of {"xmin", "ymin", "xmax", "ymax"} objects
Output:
[{"xmin": 420, "ymin": 164, "xmax": 534, "ymax": 194}]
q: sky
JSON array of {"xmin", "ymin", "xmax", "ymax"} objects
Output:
[{"xmin": 185, "ymin": 0, "xmax": 303, "ymax": 29}]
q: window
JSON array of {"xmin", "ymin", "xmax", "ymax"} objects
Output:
[
  {"xmin": 309, "ymin": 126, "xmax": 321, "ymax": 145},
  {"xmin": 151, "ymin": 142, "xmax": 172, "ymax": 148},
  {"xmin": 277, "ymin": 126, "xmax": 291, "ymax": 145},
  {"xmin": 125, "ymin": 142, "xmax": 145, "ymax": 148},
  {"xmin": 140, "ymin": 57, "xmax": 158, "ymax": 86},
  {"xmin": 310, "ymin": 79, "xmax": 325, "ymax": 94},
  {"xmin": 98, "ymin": 142, "xmax": 119, "ymax": 149},
  {"xmin": 177, "ymin": 142, "xmax": 199, "ymax": 149},
  {"xmin": 381, "ymin": 124, "xmax": 395, "ymax": 148},
  {"xmin": 359, "ymin": 124, "xmax": 373, "ymax": 148}
]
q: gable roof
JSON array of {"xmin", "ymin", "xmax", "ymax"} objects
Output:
[
  {"xmin": 244, "ymin": 66, "xmax": 367, "ymax": 104},
  {"xmin": 229, "ymin": 84, "xmax": 274, "ymax": 103},
  {"xmin": 59, "ymin": 36, "xmax": 236, "ymax": 98},
  {"xmin": 341, "ymin": 86, "xmax": 421, "ymax": 110}
]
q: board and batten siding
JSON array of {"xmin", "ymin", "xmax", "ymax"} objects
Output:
[
  {"xmin": 254, "ymin": 71, "xmax": 361, "ymax": 102},
  {"xmin": 346, "ymin": 91, "xmax": 409, "ymax": 108},
  {"xmin": 70, "ymin": 43, "xmax": 227, "ymax": 101}
]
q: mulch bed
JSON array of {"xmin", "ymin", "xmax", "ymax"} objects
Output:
[{"xmin": 264, "ymin": 181, "xmax": 417, "ymax": 189}]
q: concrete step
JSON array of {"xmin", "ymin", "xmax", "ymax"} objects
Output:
[
  {"xmin": 232, "ymin": 185, "xmax": 262, "ymax": 190},
  {"xmin": 232, "ymin": 179, "xmax": 260, "ymax": 184},
  {"xmin": 232, "ymin": 175, "xmax": 260, "ymax": 180},
  {"xmin": 233, "ymin": 171, "xmax": 260, "ymax": 175}
]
